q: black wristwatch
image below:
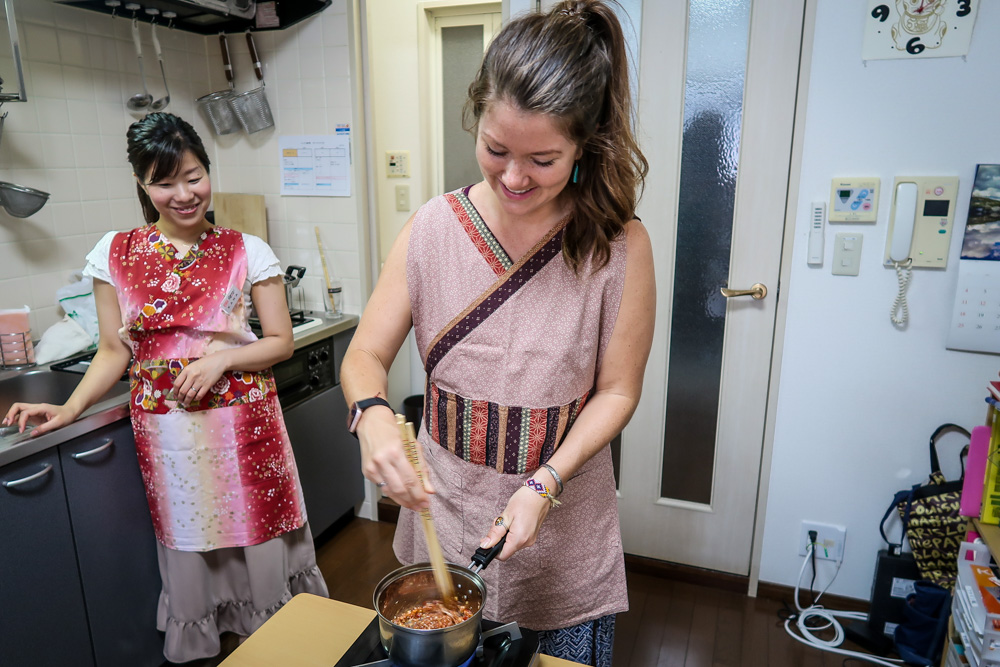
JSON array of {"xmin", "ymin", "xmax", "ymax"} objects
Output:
[{"xmin": 347, "ymin": 396, "xmax": 392, "ymax": 435}]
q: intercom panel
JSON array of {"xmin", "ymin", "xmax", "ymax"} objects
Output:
[{"xmin": 883, "ymin": 176, "xmax": 959, "ymax": 269}]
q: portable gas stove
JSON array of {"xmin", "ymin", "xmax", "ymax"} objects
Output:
[{"xmin": 333, "ymin": 617, "xmax": 540, "ymax": 667}]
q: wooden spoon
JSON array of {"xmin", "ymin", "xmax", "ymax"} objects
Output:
[{"xmin": 396, "ymin": 414, "xmax": 455, "ymax": 604}]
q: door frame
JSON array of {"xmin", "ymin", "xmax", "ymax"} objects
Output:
[
  {"xmin": 415, "ymin": 0, "xmax": 502, "ymax": 204},
  {"xmin": 748, "ymin": 0, "xmax": 818, "ymax": 596}
]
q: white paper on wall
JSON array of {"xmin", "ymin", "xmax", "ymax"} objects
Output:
[{"xmin": 280, "ymin": 128, "xmax": 351, "ymax": 197}]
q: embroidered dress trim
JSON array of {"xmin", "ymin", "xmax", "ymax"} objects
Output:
[
  {"xmin": 424, "ymin": 380, "xmax": 590, "ymax": 474},
  {"xmin": 445, "ymin": 190, "xmax": 512, "ymax": 276},
  {"xmin": 424, "ymin": 219, "xmax": 567, "ymax": 376}
]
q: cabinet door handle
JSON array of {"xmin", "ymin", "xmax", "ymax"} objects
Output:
[
  {"xmin": 71, "ymin": 438, "xmax": 114, "ymax": 460},
  {"xmin": 2, "ymin": 464, "xmax": 53, "ymax": 488}
]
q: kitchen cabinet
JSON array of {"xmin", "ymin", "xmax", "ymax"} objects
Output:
[
  {"xmin": 285, "ymin": 384, "xmax": 364, "ymax": 539},
  {"xmin": 60, "ymin": 420, "xmax": 163, "ymax": 667},
  {"xmin": 0, "ymin": 420, "xmax": 163, "ymax": 667},
  {"xmin": 0, "ymin": 449, "xmax": 95, "ymax": 667}
]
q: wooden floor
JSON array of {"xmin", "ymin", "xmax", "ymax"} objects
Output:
[{"xmin": 180, "ymin": 517, "xmax": 876, "ymax": 666}]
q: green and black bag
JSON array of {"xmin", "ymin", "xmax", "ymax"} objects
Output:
[{"xmin": 880, "ymin": 423, "xmax": 971, "ymax": 590}]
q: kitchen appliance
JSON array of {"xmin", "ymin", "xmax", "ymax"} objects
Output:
[
  {"xmin": 270, "ymin": 336, "xmax": 335, "ymax": 411},
  {"xmin": 335, "ymin": 617, "xmax": 540, "ymax": 667},
  {"xmin": 55, "ymin": 1, "xmax": 331, "ymax": 35}
]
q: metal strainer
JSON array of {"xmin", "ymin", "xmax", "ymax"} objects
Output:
[
  {"xmin": 196, "ymin": 35, "xmax": 240, "ymax": 135},
  {"xmin": 230, "ymin": 31, "xmax": 274, "ymax": 134}
]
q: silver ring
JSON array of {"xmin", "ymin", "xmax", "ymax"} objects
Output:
[{"xmin": 376, "ymin": 481, "xmax": 387, "ymax": 488}]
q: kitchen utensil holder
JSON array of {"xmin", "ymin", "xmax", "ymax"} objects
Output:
[{"xmin": 0, "ymin": 330, "xmax": 36, "ymax": 369}]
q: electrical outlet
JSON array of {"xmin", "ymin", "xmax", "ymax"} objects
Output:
[{"xmin": 799, "ymin": 521, "xmax": 846, "ymax": 561}]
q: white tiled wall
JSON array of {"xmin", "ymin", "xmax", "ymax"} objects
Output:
[{"xmin": 0, "ymin": 0, "xmax": 362, "ymax": 338}]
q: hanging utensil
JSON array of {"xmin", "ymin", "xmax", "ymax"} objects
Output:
[
  {"xmin": 229, "ymin": 30, "xmax": 274, "ymax": 134},
  {"xmin": 126, "ymin": 18, "xmax": 152, "ymax": 111},
  {"xmin": 149, "ymin": 22, "xmax": 170, "ymax": 111},
  {"xmin": 195, "ymin": 34, "xmax": 241, "ymax": 135}
]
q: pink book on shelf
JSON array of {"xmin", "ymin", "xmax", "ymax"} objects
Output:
[
  {"xmin": 961, "ymin": 425, "xmax": 991, "ymax": 517},
  {"xmin": 990, "ymin": 381, "xmax": 1000, "ymax": 402}
]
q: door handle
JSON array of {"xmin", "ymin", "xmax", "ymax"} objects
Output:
[
  {"xmin": 2, "ymin": 463, "xmax": 53, "ymax": 488},
  {"xmin": 71, "ymin": 438, "xmax": 114, "ymax": 460},
  {"xmin": 720, "ymin": 283, "xmax": 767, "ymax": 300}
]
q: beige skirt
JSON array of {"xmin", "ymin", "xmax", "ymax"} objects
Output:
[{"xmin": 155, "ymin": 523, "xmax": 329, "ymax": 664}]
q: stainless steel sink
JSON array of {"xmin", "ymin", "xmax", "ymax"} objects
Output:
[{"xmin": 0, "ymin": 370, "xmax": 130, "ymax": 428}]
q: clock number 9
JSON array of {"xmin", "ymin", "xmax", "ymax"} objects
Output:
[
  {"xmin": 871, "ymin": 4, "xmax": 890, "ymax": 21},
  {"xmin": 906, "ymin": 37, "xmax": 925, "ymax": 54},
  {"xmin": 956, "ymin": 0, "xmax": 971, "ymax": 18}
]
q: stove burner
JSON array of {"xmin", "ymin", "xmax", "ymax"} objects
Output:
[{"xmin": 335, "ymin": 618, "xmax": 540, "ymax": 667}]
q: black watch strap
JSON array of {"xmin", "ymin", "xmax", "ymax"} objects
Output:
[{"xmin": 348, "ymin": 396, "xmax": 392, "ymax": 434}]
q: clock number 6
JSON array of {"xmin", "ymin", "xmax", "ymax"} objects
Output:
[
  {"xmin": 956, "ymin": 0, "xmax": 971, "ymax": 17},
  {"xmin": 906, "ymin": 37, "xmax": 925, "ymax": 54},
  {"xmin": 871, "ymin": 4, "xmax": 890, "ymax": 21}
]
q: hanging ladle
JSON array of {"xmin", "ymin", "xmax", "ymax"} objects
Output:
[
  {"xmin": 126, "ymin": 18, "xmax": 152, "ymax": 111},
  {"xmin": 149, "ymin": 22, "xmax": 170, "ymax": 111}
]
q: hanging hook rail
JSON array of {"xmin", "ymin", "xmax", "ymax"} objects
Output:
[{"xmin": 0, "ymin": 0, "xmax": 27, "ymax": 103}]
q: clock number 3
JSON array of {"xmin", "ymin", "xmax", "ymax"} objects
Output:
[
  {"xmin": 871, "ymin": 4, "xmax": 889, "ymax": 21},
  {"xmin": 956, "ymin": 0, "xmax": 972, "ymax": 18}
]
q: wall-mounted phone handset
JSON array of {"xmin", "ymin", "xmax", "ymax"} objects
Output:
[
  {"xmin": 883, "ymin": 176, "xmax": 960, "ymax": 327},
  {"xmin": 887, "ymin": 182, "xmax": 917, "ymax": 264}
]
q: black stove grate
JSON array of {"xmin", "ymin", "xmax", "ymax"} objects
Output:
[{"xmin": 334, "ymin": 617, "xmax": 540, "ymax": 667}]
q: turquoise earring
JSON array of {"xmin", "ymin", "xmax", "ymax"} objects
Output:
[{"xmin": 572, "ymin": 162, "xmax": 579, "ymax": 184}]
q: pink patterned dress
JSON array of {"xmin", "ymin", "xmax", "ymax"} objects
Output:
[
  {"xmin": 108, "ymin": 225, "xmax": 306, "ymax": 551},
  {"xmin": 396, "ymin": 189, "xmax": 629, "ymax": 631}
]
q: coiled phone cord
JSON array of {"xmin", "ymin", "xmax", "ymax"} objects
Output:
[{"xmin": 890, "ymin": 259, "xmax": 912, "ymax": 326}]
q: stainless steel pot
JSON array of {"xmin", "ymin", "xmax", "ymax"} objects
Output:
[
  {"xmin": 373, "ymin": 536, "xmax": 506, "ymax": 667},
  {"xmin": 283, "ymin": 265, "xmax": 306, "ymax": 309}
]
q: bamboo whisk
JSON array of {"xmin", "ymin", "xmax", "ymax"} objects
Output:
[{"xmin": 396, "ymin": 414, "xmax": 455, "ymax": 602}]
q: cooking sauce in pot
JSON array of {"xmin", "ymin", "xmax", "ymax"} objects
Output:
[{"xmin": 390, "ymin": 599, "xmax": 474, "ymax": 629}]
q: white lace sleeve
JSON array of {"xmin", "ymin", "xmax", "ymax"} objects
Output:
[
  {"xmin": 82, "ymin": 231, "xmax": 119, "ymax": 286},
  {"xmin": 243, "ymin": 234, "xmax": 283, "ymax": 285}
]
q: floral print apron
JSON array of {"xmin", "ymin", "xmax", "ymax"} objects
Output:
[{"xmin": 109, "ymin": 225, "xmax": 306, "ymax": 551}]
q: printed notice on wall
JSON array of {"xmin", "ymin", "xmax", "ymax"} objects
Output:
[{"xmin": 280, "ymin": 128, "xmax": 351, "ymax": 197}]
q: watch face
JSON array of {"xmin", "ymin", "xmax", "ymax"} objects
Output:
[{"xmin": 863, "ymin": 0, "xmax": 979, "ymax": 60}]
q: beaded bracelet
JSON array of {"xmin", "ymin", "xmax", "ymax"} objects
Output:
[
  {"xmin": 525, "ymin": 478, "xmax": 562, "ymax": 507},
  {"xmin": 539, "ymin": 463, "xmax": 564, "ymax": 497}
]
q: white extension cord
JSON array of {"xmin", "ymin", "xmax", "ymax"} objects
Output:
[
  {"xmin": 890, "ymin": 259, "xmax": 912, "ymax": 326},
  {"xmin": 783, "ymin": 543, "xmax": 905, "ymax": 666}
]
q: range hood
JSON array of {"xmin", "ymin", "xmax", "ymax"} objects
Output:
[{"xmin": 54, "ymin": 1, "xmax": 331, "ymax": 34}]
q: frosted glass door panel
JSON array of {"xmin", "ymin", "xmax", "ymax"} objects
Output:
[{"xmin": 660, "ymin": 0, "xmax": 751, "ymax": 504}]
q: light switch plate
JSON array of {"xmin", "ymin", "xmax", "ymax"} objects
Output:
[
  {"xmin": 832, "ymin": 232, "xmax": 863, "ymax": 276},
  {"xmin": 395, "ymin": 184, "xmax": 410, "ymax": 211}
]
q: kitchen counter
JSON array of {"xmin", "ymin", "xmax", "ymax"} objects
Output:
[
  {"xmin": 220, "ymin": 594, "xmax": 584, "ymax": 667},
  {"xmin": 0, "ymin": 312, "xmax": 358, "ymax": 467}
]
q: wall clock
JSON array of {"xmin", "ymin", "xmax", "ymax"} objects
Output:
[{"xmin": 863, "ymin": 0, "xmax": 980, "ymax": 60}]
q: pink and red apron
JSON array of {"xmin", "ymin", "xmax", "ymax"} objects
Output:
[{"xmin": 109, "ymin": 225, "xmax": 306, "ymax": 552}]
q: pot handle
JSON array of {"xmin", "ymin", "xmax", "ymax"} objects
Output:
[
  {"xmin": 284, "ymin": 265, "xmax": 307, "ymax": 283},
  {"xmin": 468, "ymin": 533, "xmax": 506, "ymax": 574}
]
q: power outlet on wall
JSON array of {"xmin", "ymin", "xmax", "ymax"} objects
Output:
[{"xmin": 799, "ymin": 521, "xmax": 846, "ymax": 561}]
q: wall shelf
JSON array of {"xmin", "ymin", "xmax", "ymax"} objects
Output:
[{"xmin": 53, "ymin": 1, "xmax": 331, "ymax": 34}]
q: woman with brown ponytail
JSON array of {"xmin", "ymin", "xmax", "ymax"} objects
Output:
[{"xmin": 342, "ymin": 2, "xmax": 653, "ymax": 664}]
